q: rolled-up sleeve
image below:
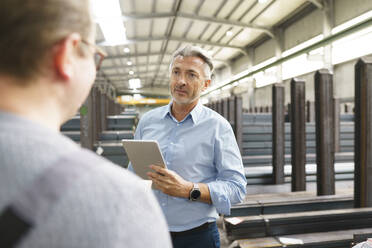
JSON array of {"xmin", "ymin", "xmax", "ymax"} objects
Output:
[{"xmin": 207, "ymin": 124, "xmax": 247, "ymax": 215}]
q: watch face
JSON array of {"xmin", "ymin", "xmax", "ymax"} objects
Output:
[{"xmin": 191, "ymin": 189, "xmax": 201, "ymax": 200}]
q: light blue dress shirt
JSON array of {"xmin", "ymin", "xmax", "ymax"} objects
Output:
[{"xmin": 128, "ymin": 101, "xmax": 247, "ymax": 232}]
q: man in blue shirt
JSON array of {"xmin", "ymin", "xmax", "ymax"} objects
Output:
[{"xmin": 130, "ymin": 45, "xmax": 247, "ymax": 248}]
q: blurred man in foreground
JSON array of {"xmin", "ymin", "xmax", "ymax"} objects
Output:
[{"xmin": 0, "ymin": 0, "xmax": 171, "ymax": 247}]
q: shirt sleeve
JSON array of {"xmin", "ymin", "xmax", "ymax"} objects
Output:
[{"xmin": 207, "ymin": 122, "xmax": 247, "ymax": 215}]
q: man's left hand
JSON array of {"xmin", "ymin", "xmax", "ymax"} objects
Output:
[{"xmin": 147, "ymin": 165, "xmax": 193, "ymax": 198}]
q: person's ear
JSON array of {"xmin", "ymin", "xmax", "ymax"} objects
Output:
[
  {"xmin": 202, "ymin": 79, "xmax": 211, "ymax": 91},
  {"xmin": 53, "ymin": 33, "xmax": 82, "ymax": 81}
]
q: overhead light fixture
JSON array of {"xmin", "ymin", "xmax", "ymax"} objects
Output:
[
  {"xmin": 258, "ymin": 0, "xmax": 269, "ymax": 3},
  {"xmin": 124, "ymin": 47, "xmax": 130, "ymax": 53},
  {"xmin": 92, "ymin": 0, "xmax": 127, "ymax": 46},
  {"xmin": 129, "ymin": 78, "xmax": 141, "ymax": 89},
  {"xmin": 332, "ymin": 26, "xmax": 372, "ymax": 65},
  {"xmin": 226, "ymin": 31, "xmax": 233, "ymax": 37},
  {"xmin": 332, "ymin": 10, "xmax": 372, "ymax": 35},
  {"xmin": 129, "ymin": 70, "xmax": 134, "ymax": 75},
  {"xmin": 127, "ymin": 61, "xmax": 132, "ymax": 66}
]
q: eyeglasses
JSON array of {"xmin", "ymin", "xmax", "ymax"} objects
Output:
[{"xmin": 81, "ymin": 40, "xmax": 107, "ymax": 71}]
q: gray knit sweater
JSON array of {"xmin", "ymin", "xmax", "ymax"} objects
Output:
[{"xmin": 0, "ymin": 111, "xmax": 172, "ymax": 248}]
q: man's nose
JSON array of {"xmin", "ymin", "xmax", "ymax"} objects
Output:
[{"xmin": 176, "ymin": 74, "xmax": 187, "ymax": 86}]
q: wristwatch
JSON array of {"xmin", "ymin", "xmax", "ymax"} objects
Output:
[{"xmin": 189, "ymin": 183, "xmax": 201, "ymax": 201}]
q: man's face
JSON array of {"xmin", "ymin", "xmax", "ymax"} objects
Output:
[{"xmin": 170, "ymin": 56, "xmax": 210, "ymax": 105}]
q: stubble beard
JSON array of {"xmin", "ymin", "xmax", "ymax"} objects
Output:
[{"xmin": 171, "ymin": 89, "xmax": 201, "ymax": 106}]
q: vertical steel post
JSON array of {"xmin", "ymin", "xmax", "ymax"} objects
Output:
[
  {"xmin": 228, "ymin": 97, "xmax": 235, "ymax": 125},
  {"xmin": 100, "ymin": 92, "xmax": 108, "ymax": 131},
  {"xmin": 315, "ymin": 69, "xmax": 335, "ymax": 196},
  {"xmin": 93, "ymin": 87, "xmax": 101, "ymax": 142},
  {"xmin": 344, "ymin": 103, "xmax": 350, "ymax": 113},
  {"xmin": 306, "ymin": 101, "xmax": 315, "ymax": 122},
  {"xmin": 272, "ymin": 85, "xmax": 285, "ymax": 184},
  {"xmin": 354, "ymin": 57, "xmax": 372, "ymax": 207},
  {"xmin": 216, "ymin": 100, "xmax": 221, "ymax": 114},
  {"xmin": 290, "ymin": 78, "xmax": 306, "ymax": 191},
  {"xmin": 333, "ymin": 98, "xmax": 340, "ymax": 153},
  {"xmin": 234, "ymin": 96, "xmax": 243, "ymax": 153},
  {"xmin": 222, "ymin": 98, "xmax": 229, "ymax": 119}
]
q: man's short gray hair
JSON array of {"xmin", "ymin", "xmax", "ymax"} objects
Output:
[{"xmin": 169, "ymin": 45, "xmax": 214, "ymax": 80}]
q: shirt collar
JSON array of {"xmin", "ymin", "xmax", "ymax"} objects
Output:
[
  {"xmin": 188, "ymin": 101, "xmax": 202, "ymax": 124},
  {"xmin": 161, "ymin": 102, "xmax": 172, "ymax": 119},
  {"xmin": 161, "ymin": 100, "xmax": 203, "ymax": 125}
]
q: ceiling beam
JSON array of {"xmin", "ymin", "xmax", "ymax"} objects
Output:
[
  {"xmin": 104, "ymin": 52, "xmax": 230, "ymax": 65},
  {"xmin": 178, "ymin": 13, "xmax": 274, "ymax": 38},
  {"xmin": 98, "ymin": 76, "xmax": 170, "ymax": 83},
  {"xmin": 96, "ymin": 76, "xmax": 170, "ymax": 82},
  {"xmin": 105, "ymin": 52, "xmax": 168, "ymax": 60},
  {"xmin": 122, "ymin": 12, "xmax": 273, "ymax": 37},
  {"xmin": 307, "ymin": 0, "xmax": 324, "ymax": 9},
  {"xmin": 99, "ymin": 36, "xmax": 247, "ymax": 55},
  {"xmin": 150, "ymin": 0, "xmax": 182, "ymax": 87},
  {"xmin": 103, "ymin": 69, "xmax": 161, "ymax": 76},
  {"xmin": 101, "ymin": 62, "xmax": 169, "ymax": 70}
]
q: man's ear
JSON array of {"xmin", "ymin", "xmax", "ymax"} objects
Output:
[
  {"xmin": 202, "ymin": 79, "xmax": 211, "ymax": 91},
  {"xmin": 53, "ymin": 33, "xmax": 82, "ymax": 81}
]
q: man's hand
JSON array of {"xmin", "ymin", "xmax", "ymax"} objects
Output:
[{"xmin": 147, "ymin": 165, "xmax": 193, "ymax": 198}]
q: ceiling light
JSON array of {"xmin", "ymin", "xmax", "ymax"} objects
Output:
[
  {"xmin": 127, "ymin": 61, "xmax": 132, "ymax": 66},
  {"xmin": 129, "ymin": 78, "xmax": 141, "ymax": 89},
  {"xmin": 124, "ymin": 47, "xmax": 130, "ymax": 53},
  {"xmin": 226, "ymin": 31, "xmax": 233, "ymax": 37},
  {"xmin": 332, "ymin": 10, "xmax": 372, "ymax": 35},
  {"xmin": 91, "ymin": 0, "xmax": 127, "ymax": 46},
  {"xmin": 129, "ymin": 70, "xmax": 134, "ymax": 75},
  {"xmin": 258, "ymin": 0, "xmax": 268, "ymax": 3}
]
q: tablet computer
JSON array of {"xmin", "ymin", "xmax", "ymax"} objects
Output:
[{"xmin": 122, "ymin": 139, "xmax": 166, "ymax": 180}]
